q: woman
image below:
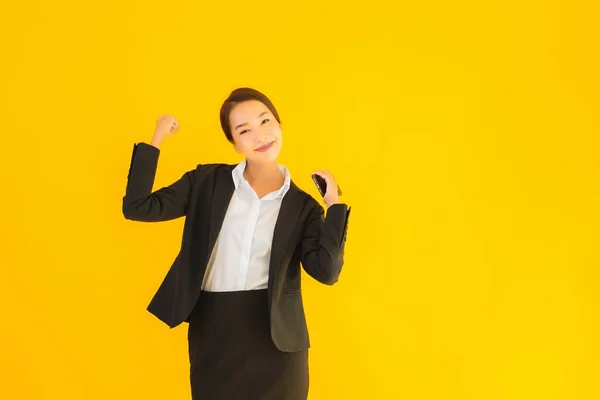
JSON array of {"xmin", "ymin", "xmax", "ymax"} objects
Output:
[{"xmin": 123, "ymin": 87, "xmax": 351, "ymax": 399}]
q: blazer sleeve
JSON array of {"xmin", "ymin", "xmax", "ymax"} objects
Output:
[
  {"xmin": 122, "ymin": 142, "xmax": 196, "ymax": 222},
  {"xmin": 300, "ymin": 202, "xmax": 351, "ymax": 285}
]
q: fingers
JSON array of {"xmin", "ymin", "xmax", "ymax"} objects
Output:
[
  {"xmin": 312, "ymin": 170, "xmax": 335, "ymax": 183},
  {"xmin": 170, "ymin": 120, "xmax": 180, "ymax": 133}
]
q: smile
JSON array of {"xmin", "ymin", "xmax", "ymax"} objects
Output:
[{"xmin": 255, "ymin": 141, "xmax": 274, "ymax": 152}]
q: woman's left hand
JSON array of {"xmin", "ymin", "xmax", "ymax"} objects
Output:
[{"xmin": 312, "ymin": 170, "xmax": 340, "ymax": 207}]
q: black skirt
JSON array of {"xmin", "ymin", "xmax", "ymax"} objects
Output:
[{"xmin": 187, "ymin": 289, "xmax": 309, "ymax": 400}]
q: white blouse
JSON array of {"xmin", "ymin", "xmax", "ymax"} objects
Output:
[{"xmin": 200, "ymin": 159, "xmax": 291, "ymax": 292}]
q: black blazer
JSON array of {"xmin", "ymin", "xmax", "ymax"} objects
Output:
[{"xmin": 122, "ymin": 142, "xmax": 351, "ymax": 352}]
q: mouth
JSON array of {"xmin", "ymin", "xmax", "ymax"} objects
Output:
[{"xmin": 255, "ymin": 141, "xmax": 275, "ymax": 152}]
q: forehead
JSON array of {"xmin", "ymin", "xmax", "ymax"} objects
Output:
[{"xmin": 229, "ymin": 100, "xmax": 270, "ymax": 122}]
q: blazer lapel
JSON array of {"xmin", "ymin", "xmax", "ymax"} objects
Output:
[
  {"xmin": 269, "ymin": 182, "xmax": 305, "ymax": 284},
  {"xmin": 208, "ymin": 166, "xmax": 235, "ymax": 258}
]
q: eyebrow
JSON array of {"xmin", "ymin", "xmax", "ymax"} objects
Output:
[{"xmin": 234, "ymin": 111, "xmax": 270, "ymax": 131}]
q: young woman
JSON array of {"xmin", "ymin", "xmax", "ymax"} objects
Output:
[{"xmin": 123, "ymin": 87, "xmax": 351, "ymax": 399}]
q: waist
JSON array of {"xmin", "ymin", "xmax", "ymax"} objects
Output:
[
  {"xmin": 189, "ymin": 289, "xmax": 269, "ymax": 323},
  {"xmin": 199, "ymin": 288, "xmax": 268, "ymax": 298}
]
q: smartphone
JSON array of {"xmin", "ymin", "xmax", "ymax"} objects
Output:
[{"xmin": 312, "ymin": 174, "xmax": 342, "ymax": 197}]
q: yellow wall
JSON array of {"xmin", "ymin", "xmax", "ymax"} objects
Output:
[{"xmin": 1, "ymin": 0, "xmax": 598, "ymax": 399}]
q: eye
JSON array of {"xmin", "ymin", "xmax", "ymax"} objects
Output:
[
  {"xmin": 240, "ymin": 129, "xmax": 249, "ymax": 135},
  {"xmin": 262, "ymin": 118, "xmax": 270, "ymax": 124}
]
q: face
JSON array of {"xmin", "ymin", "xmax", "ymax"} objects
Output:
[{"xmin": 229, "ymin": 100, "xmax": 282, "ymax": 163}]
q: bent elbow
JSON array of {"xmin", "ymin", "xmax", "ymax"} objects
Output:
[
  {"xmin": 122, "ymin": 197, "xmax": 138, "ymax": 220},
  {"xmin": 314, "ymin": 266, "xmax": 342, "ymax": 286},
  {"xmin": 321, "ymin": 275, "xmax": 339, "ymax": 286},
  {"xmin": 302, "ymin": 251, "xmax": 344, "ymax": 286}
]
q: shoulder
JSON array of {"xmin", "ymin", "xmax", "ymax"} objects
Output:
[
  {"xmin": 174, "ymin": 163, "xmax": 235, "ymax": 187},
  {"xmin": 289, "ymin": 181, "xmax": 324, "ymax": 213},
  {"xmin": 194, "ymin": 162, "xmax": 234, "ymax": 173},
  {"xmin": 188, "ymin": 162, "xmax": 235, "ymax": 178}
]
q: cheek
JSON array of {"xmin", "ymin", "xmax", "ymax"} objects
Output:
[{"xmin": 239, "ymin": 135, "xmax": 255, "ymax": 150}]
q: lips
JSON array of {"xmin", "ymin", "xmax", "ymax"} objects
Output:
[{"xmin": 255, "ymin": 141, "xmax": 274, "ymax": 152}]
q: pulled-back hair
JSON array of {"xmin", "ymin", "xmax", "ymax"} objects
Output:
[{"xmin": 220, "ymin": 87, "xmax": 281, "ymax": 143}]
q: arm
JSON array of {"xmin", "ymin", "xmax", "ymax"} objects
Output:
[
  {"xmin": 122, "ymin": 142, "xmax": 196, "ymax": 222},
  {"xmin": 300, "ymin": 202, "xmax": 351, "ymax": 285}
]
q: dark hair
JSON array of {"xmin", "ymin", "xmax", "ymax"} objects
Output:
[{"xmin": 220, "ymin": 87, "xmax": 281, "ymax": 144}]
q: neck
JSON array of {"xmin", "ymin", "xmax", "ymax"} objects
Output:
[{"xmin": 243, "ymin": 159, "xmax": 283, "ymax": 185}]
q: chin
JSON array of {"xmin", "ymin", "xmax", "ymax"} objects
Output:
[{"xmin": 253, "ymin": 154, "xmax": 279, "ymax": 164}]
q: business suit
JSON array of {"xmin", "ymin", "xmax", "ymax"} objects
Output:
[{"xmin": 122, "ymin": 142, "xmax": 351, "ymax": 353}]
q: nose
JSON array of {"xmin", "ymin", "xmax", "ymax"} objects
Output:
[{"xmin": 253, "ymin": 128, "xmax": 269, "ymax": 144}]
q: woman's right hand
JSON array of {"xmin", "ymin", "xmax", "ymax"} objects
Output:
[{"xmin": 151, "ymin": 114, "xmax": 180, "ymax": 147}]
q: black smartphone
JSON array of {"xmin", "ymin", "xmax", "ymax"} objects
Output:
[{"xmin": 312, "ymin": 174, "xmax": 342, "ymax": 197}]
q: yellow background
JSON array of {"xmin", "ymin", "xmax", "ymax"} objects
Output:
[{"xmin": 1, "ymin": 0, "xmax": 599, "ymax": 399}]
